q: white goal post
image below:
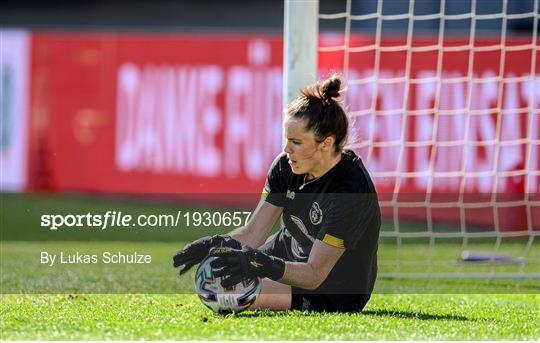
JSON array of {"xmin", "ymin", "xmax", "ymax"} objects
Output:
[
  {"xmin": 283, "ymin": 0, "xmax": 319, "ymax": 107},
  {"xmin": 283, "ymin": 0, "xmax": 539, "ymax": 280}
]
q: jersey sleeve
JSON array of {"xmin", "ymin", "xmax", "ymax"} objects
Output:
[
  {"xmin": 316, "ymin": 191, "xmax": 380, "ymax": 249},
  {"xmin": 262, "ymin": 154, "xmax": 288, "ymax": 207}
]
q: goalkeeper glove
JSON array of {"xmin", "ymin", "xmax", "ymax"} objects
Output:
[
  {"xmin": 173, "ymin": 235, "xmax": 241, "ymax": 275},
  {"xmin": 209, "ymin": 246, "xmax": 286, "ymax": 288}
]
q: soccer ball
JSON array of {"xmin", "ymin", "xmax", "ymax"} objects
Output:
[{"xmin": 194, "ymin": 255, "xmax": 261, "ymax": 313}]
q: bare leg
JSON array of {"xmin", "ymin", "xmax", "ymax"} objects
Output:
[{"xmin": 250, "ymin": 278, "xmax": 292, "ymax": 311}]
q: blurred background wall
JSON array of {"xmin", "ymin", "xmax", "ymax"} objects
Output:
[
  {"xmin": 0, "ymin": 0, "xmax": 536, "ymax": 32},
  {"xmin": 1, "ymin": 0, "xmax": 538, "ymax": 229}
]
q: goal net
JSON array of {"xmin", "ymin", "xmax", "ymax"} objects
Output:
[{"xmin": 287, "ymin": 0, "xmax": 539, "ymax": 280}]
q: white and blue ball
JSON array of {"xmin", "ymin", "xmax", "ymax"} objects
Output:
[{"xmin": 195, "ymin": 255, "xmax": 261, "ymax": 313}]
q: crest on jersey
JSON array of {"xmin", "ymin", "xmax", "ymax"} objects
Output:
[{"xmin": 309, "ymin": 202, "xmax": 323, "ymax": 225}]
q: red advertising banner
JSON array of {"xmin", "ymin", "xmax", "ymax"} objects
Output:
[
  {"xmin": 28, "ymin": 33, "xmax": 283, "ymax": 195},
  {"xmin": 27, "ymin": 32, "xmax": 539, "ymax": 230},
  {"xmin": 319, "ymin": 35, "xmax": 539, "ymax": 230}
]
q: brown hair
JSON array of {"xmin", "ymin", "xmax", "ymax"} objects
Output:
[{"xmin": 287, "ymin": 74, "xmax": 348, "ymax": 154}]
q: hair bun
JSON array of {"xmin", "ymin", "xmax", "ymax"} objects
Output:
[{"xmin": 320, "ymin": 74, "xmax": 342, "ymax": 100}]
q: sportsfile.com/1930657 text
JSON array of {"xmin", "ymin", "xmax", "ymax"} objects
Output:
[{"xmin": 40, "ymin": 211, "xmax": 252, "ymax": 231}]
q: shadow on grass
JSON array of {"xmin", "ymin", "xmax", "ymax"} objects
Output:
[
  {"xmin": 232, "ymin": 309, "xmax": 472, "ymax": 321},
  {"xmin": 224, "ymin": 310, "xmax": 294, "ymax": 318},
  {"xmin": 362, "ymin": 309, "xmax": 473, "ymax": 321}
]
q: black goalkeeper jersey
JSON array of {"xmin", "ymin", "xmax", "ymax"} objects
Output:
[{"xmin": 263, "ymin": 149, "xmax": 381, "ymax": 294}]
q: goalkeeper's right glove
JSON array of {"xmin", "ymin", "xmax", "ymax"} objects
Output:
[
  {"xmin": 172, "ymin": 235, "xmax": 241, "ymax": 275},
  {"xmin": 209, "ymin": 245, "xmax": 286, "ymax": 288}
]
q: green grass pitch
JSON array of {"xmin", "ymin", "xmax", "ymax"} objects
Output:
[
  {"xmin": 1, "ymin": 293, "xmax": 538, "ymax": 340},
  {"xmin": 1, "ymin": 194, "xmax": 539, "ymax": 340}
]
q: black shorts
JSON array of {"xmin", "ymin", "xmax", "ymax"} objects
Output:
[{"xmin": 260, "ymin": 230, "xmax": 372, "ymax": 313}]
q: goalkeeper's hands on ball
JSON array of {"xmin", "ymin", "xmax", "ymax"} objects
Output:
[
  {"xmin": 172, "ymin": 235, "xmax": 241, "ymax": 274},
  {"xmin": 209, "ymin": 246, "xmax": 286, "ymax": 288},
  {"xmin": 173, "ymin": 235, "xmax": 285, "ymax": 288}
]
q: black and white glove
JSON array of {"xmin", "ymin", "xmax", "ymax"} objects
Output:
[
  {"xmin": 173, "ymin": 235, "xmax": 241, "ymax": 275},
  {"xmin": 209, "ymin": 246, "xmax": 286, "ymax": 288}
]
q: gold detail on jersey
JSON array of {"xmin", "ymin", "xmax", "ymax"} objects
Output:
[
  {"xmin": 261, "ymin": 190, "xmax": 269, "ymax": 200},
  {"xmin": 322, "ymin": 234, "xmax": 345, "ymax": 249}
]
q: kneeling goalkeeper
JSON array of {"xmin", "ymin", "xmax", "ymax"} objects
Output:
[{"xmin": 173, "ymin": 75, "xmax": 381, "ymax": 312}]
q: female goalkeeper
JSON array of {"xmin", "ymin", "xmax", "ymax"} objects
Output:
[{"xmin": 173, "ymin": 74, "xmax": 381, "ymax": 312}]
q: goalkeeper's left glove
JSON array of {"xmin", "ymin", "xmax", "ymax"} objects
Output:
[
  {"xmin": 209, "ymin": 246, "xmax": 286, "ymax": 288},
  {"xmin": 172, "ymin": 235, "xmax": 241, "ymax": 275}
]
